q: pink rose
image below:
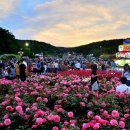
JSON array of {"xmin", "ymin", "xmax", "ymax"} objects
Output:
[
  {"xmin": 3, "ymin": 114, "xmax": 9, "ymax": 120},
  {"xmin": 93, "ymin": 123, "xmax": 100, "ymax": 129},
  {"xmin": 103, "ymin": 111, "xmax": 109, "ymax": 118},
  {"xmin": 1, "ymin": 101, "xmax": 9, "ymax": 106},
  {"xmin": 4, "ymin": 119, "xmax": 11, "ymax": 126},
  {"xmin": 32, "ymin": 106, "xmax": 38, "ymax": 111},
  {"xmin": 53, "ymin": 115, "xmax": 60, "ymax": 122},
  {"xmin": 119, "ymin": 121, "xmax": 125, "ymax": 129},
  {"xmin": 47, "ymin": 114, "xmax": 54, "ymax": 121},
  {"xmin": 36, "ymin": 97, "xmax": 42, "ymax": 102},
  {"xmin": 52, "ymin": 126, "xmax": 59, "ymax": 130},
  {"xmin": 89, "ymin": 122, "xmax": 94, "ymax": 127},
  {"xmin": 42, "ymin": 118, "xmax": 47, "ymax": 123},
  {"xmin": 25, "ymin": 114, "xmax": 30, "ymax": 120},
  {"xmin": 82, "ymin": 123, "xmax": 90, "ymax": 129},
  {"xmin": 85, "ymin": 93, "xmax": 89, "ymax": 97},
  {"xmin": 16, "ymin": 106, "xmax": 23, "ymax": 115},
  {"xmin": 67, "ymin": 112, "xmax": 74, "ymax": 118},
  {"xmin": 110, "ymin": 119, "xmax": 118, "ymax": 126},
  {"xmin": 25, "ymin": 108, "xmax": 30, "ymax": 112},
  {"xmin": 100, "ymin": 120, "xmax": 108, "ymax": 125},
  {"xmin": 5, "ymin": 94, "xmax": 9, "ymax": 99},
  {"xmin": 101, "ymin": 102, "xmax": 106, "ymax": 108},
  {"xmin": 36, "ymin": 110, "xmax": 45, "ymax": 116},
  {"xmin": 61, "ymin": 128, "xmax": 66, "ymax": 130},
  {"xmin": 94, "ymin": 115, "xmax": 101, "ymax": 122},
  {"xmin": 125, "ymin": 109, "xmax": 129, "ymax": 113},
  {"xmin": 57, "ymin": 100, "xmax": 62, "ymax": 104},
  {"xmin": 57, "ymin": 108, "xmax": 64, "ymax": 113},
  {"xmin": 70, "ymin": 120, "xmax": 76, "ymax": 124},
  {"xmin": 111, "ymin": 110, "xmax": 119, "ymax": 118},
  {"xmin": 80, "ymin": 102, "xmax": 85, "ymax": 107},
  {"xmin": 120, "ymin": 118, "xmax": 125, "ymax": 121},
  {"xmin": 36, "ymin": 118, "xmax": 43, "ymax": 125},
  {"xmin": 70, "ymin": 123, "xmax": 75, "ymax": 127},
  {"xmin": 32, "ymin": 125, "xmax": 38, "ymax": 128},
  {"xmin": 15, "ymin": 96, "xmax": 21, "ymax": 102},
  {"xmin": 6, "ymin": 106, "xmax": 14, "ymax": 112},
  {"xmin": 64, "ymin": 120, "xmax": 69, "ymax": 126},
  {"xmin": 87, "ymin": 111, "xmax": 93, "ymax": 116},
  {"xmin": 124, "ymin": 114, "xmax": 129, "ymax": 118},
  {"xmin": 43, "ymin": 98, "xmax": 48, "ymax": 103}
]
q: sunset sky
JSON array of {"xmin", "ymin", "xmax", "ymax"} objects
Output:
[{"xmin": 0, "ymin": 0, "xmax": 130, "ymax": 47}]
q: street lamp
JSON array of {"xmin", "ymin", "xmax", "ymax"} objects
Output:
[
  {"xmin": 25, "ymin": 42, "xmax": 30, "ymax": 57},
  {"xmin": 25, "ymin": 42, "xmax": 29, "ymax": 47}
]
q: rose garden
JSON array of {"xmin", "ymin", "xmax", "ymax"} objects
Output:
[{"xmin": 0, "ymin": 70, "xmax": 130, "ymax": 130}]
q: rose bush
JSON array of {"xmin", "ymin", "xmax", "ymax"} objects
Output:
[{"xmin": 0, "ymin": 72, "xmax": 129, "ymax": 130}]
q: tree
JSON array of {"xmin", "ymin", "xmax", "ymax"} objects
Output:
[{"xmin": 0, "ymin": 27, "xmax": 18, "ymax": 54}]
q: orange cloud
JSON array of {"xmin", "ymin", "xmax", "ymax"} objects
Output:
[
  {"xmin": 0, "ymin": 0, "xmax": 20, "ymax": 19},
  {"xmin": 13, "ymin": 0, "xmax": 130, "ymax": 47}
]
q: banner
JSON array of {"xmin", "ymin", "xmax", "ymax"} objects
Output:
[
  {"xmin": 119, "ymin": 45, "xmax": 130, "ymax": 51},
  {"xmin": 116, "ymin": 52, "xmax": 130, "ymax": 58},
  {"xmin": 123, "ymin": 38, "xmax": 130, "ymax": 44},
  {"xmin": 115, "ymin": 59, "xmax": 130, "ymax": 66}
]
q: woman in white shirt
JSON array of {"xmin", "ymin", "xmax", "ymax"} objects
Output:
[{"xmin": 116, "ymin": 77, "xmax": 130, "ymax": 93}]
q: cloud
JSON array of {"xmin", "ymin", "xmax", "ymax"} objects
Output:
[
  {"xmin": 0, "ymin": 0, "xmax": 20, "ymax": 19},
  {"xmin": 13, "ymin": 0, "xmax": 130, "ymax": 47}
]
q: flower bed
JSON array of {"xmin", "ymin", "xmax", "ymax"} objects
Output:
[
  {"xmin": 0, "ymin": 73, "xmax": 130, "ymax": 130},
  {"xmin": 59, "ymin": 70, "xmax": 122, "ymax": 78}
]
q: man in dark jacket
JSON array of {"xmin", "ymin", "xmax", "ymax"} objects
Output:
[{"xmin": 19, "ymin": 60, "xmax": 26, "ymax": 82}]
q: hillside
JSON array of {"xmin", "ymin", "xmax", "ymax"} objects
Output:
[
  {"xmin": 16, "ymin": 39, "xmax": 68, "ymax": 56},
  {"xmin": 0, "ymin": 27, "xmax": 124, "ymax": 56},
  {"xmin": 70, "ymin": 39, "xmax": 123, "ymax": 56},
  {"xmin": 0, "ymin": 27, "xmax": 67, "ymax": 56}
]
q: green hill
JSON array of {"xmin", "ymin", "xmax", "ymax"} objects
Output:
[
  {"xmin": 0, "ymin": 27, "xmax": 124, "ymax": 57},
  {"xmin": 0, "ymin": 27, "xmax": 67, "ymax": 56},
  {"xmin": 70, "ymin": 39, "xmax": 123, "ymax": 56}
]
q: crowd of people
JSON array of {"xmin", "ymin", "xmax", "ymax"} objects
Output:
[
  {"xmin": 0, "ymin": 54, "xmax": 130, "ymax": 94},
  {"xmin": 0, "ymin": 55, "xmax": 116, "ymax": 79}
]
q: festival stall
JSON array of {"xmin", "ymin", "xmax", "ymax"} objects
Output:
[{"xmin": 115, "ymin": 38, "xmax": 130, "ymax": 66}]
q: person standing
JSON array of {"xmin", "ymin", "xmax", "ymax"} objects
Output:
[
  {"xmin": 0, "ymin": 61, "xmax": 4, "ymax": 79},
  {"xmin": 37, "ymin": 61, "xmax": 41, "ymax": 75},
  {"xmin": 54, "ymin": 61, "xmax": 59, "ymax": 73},
  {"xmin": 75, "ymin": 61, "xmax": 81, "ymax": 70},
  {"xmin": 19, "ymin": 60, "xmax": 26, "ymax": 82},
  {"xmin": 91, "ymin": 64, "xmax": 99, "ymax": 91},
  {"xmin": 101, "ymin": 61, "xmax": 106, "ymax": 71},
  {"xmin": 47, "ymin": 62, "xmax": 51, "ymax": 73},
  {"xmin": 8, "ymin": 64, "xmax": 16, "ymax": 80},
  {"xmin": 43, "ymin": 63, "xmax": 47, "ymax": 74},
  {"xmin": 111, "ymin": 60, "xmax": 116, "ymax": 70},
  {"xmin": 15, "ymin": 61, "xmax": 20, "ymax": 78},
  {"xmin": 82, "ymin": 62, "xmax": 86, "ymax": 70},
  {"xmin": 124, "ymin": 64, "xmax": 130, "ymax": 86}
]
